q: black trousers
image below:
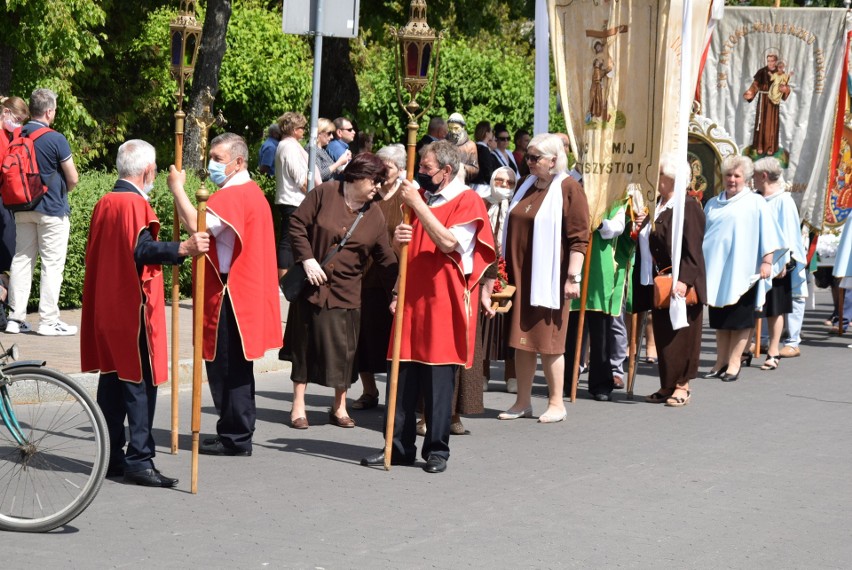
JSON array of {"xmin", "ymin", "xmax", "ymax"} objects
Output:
[
  {"xmin": 96, "ymin": 326, "xmax": 157, "ymax": 473},
  {"xmin": 205, "ymin": 292, "xmax": 256, "ymax": 451},
  {"xmin": 390, "ymin": 362, "xmax": 456, "ymax": 462},
  {"xmin": 564, "ymin": 311, "xmax": 614, "ymax": 396},
  {"xmin": 276, "ymin": 204, "xmax": 298, "ymax": 270}
]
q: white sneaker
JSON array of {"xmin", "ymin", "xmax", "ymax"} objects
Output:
[
  {"xmin": 37, "ymin": 320, "xmax": 78, "ymax": 336},
  {"xmin": 5, "ymin": 320, "xmax": 31, "ymax": 334}
]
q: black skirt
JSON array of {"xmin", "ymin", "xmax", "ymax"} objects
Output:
[
  {"xmin": 762, "ymin": 272, "xmax": 793, "ymax": 317},
  {"xmin": 708, "ymin": 284, "xmax": 758, "ymax": 330}
]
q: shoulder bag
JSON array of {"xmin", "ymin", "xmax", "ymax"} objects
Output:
[{"xmin": 653, "ymin": 266, "xmax": 698, "ymax": 309}]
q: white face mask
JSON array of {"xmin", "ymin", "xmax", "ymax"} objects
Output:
[
  {"xmin": 141, "ymin": 170, "xmax": 155, "ymax": 196},
  {"xmin": 3, "ymin": 118, "xmax": 21, "ymax": 133},
  {"xmin": 491, "ymin": 184, "xmax": 513, "ymax": 202}
]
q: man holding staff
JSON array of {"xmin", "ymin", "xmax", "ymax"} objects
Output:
[
  {"xmin": 168, "ymin": 133, "xmax": 281, "ymax": 457},
  {"xmin": 360, "ymin": 141, "xmax": 495, "ymax": 474},
  {"xmin": 81, "ymin": 139, "xmax": 209, "ymax": 487}
]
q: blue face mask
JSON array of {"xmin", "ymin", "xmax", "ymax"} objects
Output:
[{"xmin": 208, "ymin": 158, "xmax": 236, "ymax": 187}]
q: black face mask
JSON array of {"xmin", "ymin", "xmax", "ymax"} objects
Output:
[{"xmin": 417, "ymin": 171, "xmax": 443, "ymax": 194}]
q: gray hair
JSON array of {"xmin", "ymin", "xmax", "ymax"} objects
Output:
[
  {"xmin": 721, "ymin": 154, "xmax": 754, "ymax": 181},
  {"xmin": 376, "ymin": 144, "xmax": 406, "ymax": 170},
  {"xmin": 267, "ymin": 123, "xmax": 282, "ymax": 139},
  {"xmin": 527, "ymin": 133, "xmax": 568, "ymax": 174},
  {"xmin": 210, "ymin": 132, "xmax": 249, "ymax": 162},
  {"xmin": 421, "ymin": 140, "xmax": 461, "ymax": 177},
  {"xmin": 29, "ymin": 88, "xmax": 57, "ymax": 118},
  {"xmin": 117, "ymin": 139, "xmax": 156, "ymax": 179},
  {"xmin": 658, "ymin": 152, "xmax": 691, "ymax": 181},
  {"xmin": 753, "ymin": 156, "xmax": 783, "ymax": 182},
  {"xmin": 428, "ymin": 116, "xmax": 446, "ymax": 135}
]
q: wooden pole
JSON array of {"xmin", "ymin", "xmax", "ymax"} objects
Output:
[
  {"xmin": 383, "ymin": 118, "xmax": 418, "ymax": 471},
  {"xmin": 570, "ymin": 236, "xmax": 594, "ymax": 402},
  {"xmin": 627, "ymin": 312, "xmax": 638, "ymax": 400},
  {"xmin": 190, "ymin": 183, "xmax": 209, "ymax": 494},
  {"xmin": 754, "ymin": 318, "xmax": 762, "ymax": 358},
  {"xmin": 170, "ymin": 109, "xmax": 185, "ymax": 455},
  {"xmin": 839, "ymin": 289, "xmax": 845, "ymax": 335}
]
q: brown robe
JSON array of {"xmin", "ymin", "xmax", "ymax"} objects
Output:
[
  {"xmin": 505, "ymin": 176, "xmax": 590, "ymax": 355},
  {"xmin": 632, "ymin": 198, "xmax": 706, "ymax": 389},
  {"xmin": 745, "ymin": 66, "xmax": 788, "ymax": 155}
]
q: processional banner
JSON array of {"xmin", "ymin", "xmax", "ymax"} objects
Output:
[
  {"xmin": 699, "ymin": 7, "xmax": 851, "ymax": 231},
  {"xmin": 549, "ymin": 0, "xmax": 714, "ymax": 226}
]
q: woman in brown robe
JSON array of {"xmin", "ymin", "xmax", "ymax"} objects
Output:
[
  {"xmin": 498, "ymin": 134, "xmax": 589, "ymax": 423},
  {"xmin": 632, "ymin": 155, "xmax": 706, "ymax": 407}
]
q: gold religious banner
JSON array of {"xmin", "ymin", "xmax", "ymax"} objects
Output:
[{"xmin": 549, "ymin": 0, "xmax": 714, "ymax": 226}]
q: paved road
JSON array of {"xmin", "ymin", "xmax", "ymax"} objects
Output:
[{"xmin": 3, "ymin": 292, "xmax": 851, "ymax": 569}]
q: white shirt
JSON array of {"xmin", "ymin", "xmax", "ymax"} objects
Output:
[
  {"xmin": 425, "ymin": 177, "xmax": 477, "ymax": 274},
  {"xmin": 274, "ymin": 137, "xmax": 312, "ymax": 206},
  {"xmin": 206, "ymin": 170, "xmax": 251, "ymax": 273}
]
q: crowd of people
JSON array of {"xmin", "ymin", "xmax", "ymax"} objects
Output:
[{"xmin": 2, "ymin": 88, "xmax": 851, "ymax": 483}]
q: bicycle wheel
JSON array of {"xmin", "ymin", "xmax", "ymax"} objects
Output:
[{"xmin": 0, "ymin": 366, "xmax": 108, "ymax": 533}]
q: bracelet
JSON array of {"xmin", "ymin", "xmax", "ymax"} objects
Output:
[{"xmin": 761, "ymin": 261, "xmax": 771, "ymax": 266}]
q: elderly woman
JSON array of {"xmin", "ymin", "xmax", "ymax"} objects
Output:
[
  {"xmin": 274, "ymin": 112, "xmax": 320, "ymax": 279},
  {"xmin": 498, "ymin": 133, "xmax": 589, "ymax": 423},
  {"xmin": 753, "ymin": 157, "xmax": 807, "ymax": 370},
  {"xmin": 632, "ymin": 154, "xmax": 707, "ymax": 406},
  {"xmin": 351, "ymin": 144, "xmax": 406, "ymax": 410},
  {"xmin": 285, "ymin": 153, "xmax": 398, "ymax": 429},
  {"xmin": 311, "ymin": 117, "xmax": 351, "ymax": 183},
  {"xmin": 702, "ymin": 155, "xmax": 785, "ymax": 382}
]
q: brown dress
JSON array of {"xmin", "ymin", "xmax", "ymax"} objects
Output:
[
  {"xmin": 632, "ymin": 199, "xmax": 706, "ymax": 390},
  {"xmin": 506, "ymin": 176, "xmax": 590, "ymax": 355}
]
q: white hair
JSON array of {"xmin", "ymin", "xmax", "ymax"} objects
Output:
[
  {"xmin": 376, "ymin": 144, "xmax": 406, "ymax": 170},
  {"xmin": 527, "ymin": 133, "xmax": 568, "ymax": 174},
  {"xmin": 117, "ymin": 139, "xmax": 156, "ymax": 178},
  {"xmin": 658, "ymin": 152, "xmax": 691, "ymax": 182}
]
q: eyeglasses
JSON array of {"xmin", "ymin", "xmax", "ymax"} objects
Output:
[
  {"xmin": 342, "ymin": 127, "xmax": 355, "ymax": 132},
  {"xmin": 525, "ymin": 154, "xmax": 546, "ymax": 163},
  {"xmin": 493, "ymin": 178, "xmax": 513, "ymax": 187},
  {"xmin": 496, "ymin": 136, "xmax": 510, "ymax": 142},
  {"xmin": 373, "ymin": 178, "xmax": 386, "ymax": 185}
]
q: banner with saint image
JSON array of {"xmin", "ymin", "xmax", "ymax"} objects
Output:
[
  {"xmin": 699, "ymin": 7, "xmax": 851, "ymax": 231},
  {"xmin": 549, "ymin": 0, "xmax": 714, "ymax": 226}
]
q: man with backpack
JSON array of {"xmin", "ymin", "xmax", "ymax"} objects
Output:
[{"xmin": 5, "ymin": 88, "xmax": 79, "ymax": 336}]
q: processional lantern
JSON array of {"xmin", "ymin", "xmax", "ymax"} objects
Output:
[{"xmin": 169, "ymin": 0, "xmax": 202, "ymax": 107}]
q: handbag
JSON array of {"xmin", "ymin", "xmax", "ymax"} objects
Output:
[
  {"xmin": 653, "ymin": 266, "xmax": 698, "ymax": 309},
  {"xmin": 280, "ymin": 206, "xmax": 367, "ymax": 302}
]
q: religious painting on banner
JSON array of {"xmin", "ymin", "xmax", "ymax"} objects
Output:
[
  {"xmin": 549, "ymin": 0, "xmax": 714, "ymax": 227},
  {"xmin": 699, "ymin": 7, "xmax": 851, "ymax": 231}
]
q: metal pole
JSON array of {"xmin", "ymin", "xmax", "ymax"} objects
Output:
[{"xmin": 306, "ymin": 0, "xmax": 324, "ymax": 192}]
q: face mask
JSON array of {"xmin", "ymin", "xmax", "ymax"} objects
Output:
[
  {"xmin": 208, "ymin": 158, "xmax": 235, "ymax": 187},
  {"xmin": 3, "ymin": 119, "xmax": 20, "ymax": 133},
  {"xmin": 491, "ymin": 184, "xmax": 512, "ymax": 202},
  {"xmin": 417, "ymin": 171, "xmax": 443, "ymax": 194},
  {"xmin": 142, "ymin": 174, "xmax": 155, "ymax": 196}
]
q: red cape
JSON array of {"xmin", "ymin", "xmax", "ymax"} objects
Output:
[
  {"xmin": 81, "ymin": 192, "xmax": 168, "ymax": 385},
  {"xmin": 391, "ymin": 188, "xmax": 495, "ymax": 367},
  {"xmin": 201, "ymin": 180, "xmax": 282, "ymax": 360}
]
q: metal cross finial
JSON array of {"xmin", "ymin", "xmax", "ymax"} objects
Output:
[{"xmin": 194, "ymin": 88, "xmax": 220, "ymax": 180}]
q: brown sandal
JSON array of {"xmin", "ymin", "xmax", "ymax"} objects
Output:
[
  {"xmin": 665, "ymin": 389, "xmax": 691, "ymax": 407},
  {"xmin": 351, "ymin": 393, "xmax": 379, "ymax": 410}
]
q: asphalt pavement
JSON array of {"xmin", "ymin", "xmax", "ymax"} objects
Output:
[{"xmin": 2, "ymin": 290, "xmax": 851, "ymax": 569}]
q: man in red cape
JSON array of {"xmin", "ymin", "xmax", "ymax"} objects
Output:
[
  {"xmin": 81, "ymin": 140, "xmax": 208, "ymax": 487},
  {"xmin": 169, "ymin": 133, "xmax": 281, "ymax": 457},
  {"xmin": 361, "ymin": 141, "xmax": 496, "ymax": 473}
]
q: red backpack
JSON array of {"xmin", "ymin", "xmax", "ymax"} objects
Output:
[{"xmin": 0, "ymin": 127, "xmax": 52, "ymax": 211}]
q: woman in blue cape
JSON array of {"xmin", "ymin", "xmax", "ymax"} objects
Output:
[{"xmin": 702, "ymin": 156, "xmax": 786, "ymax": 382}]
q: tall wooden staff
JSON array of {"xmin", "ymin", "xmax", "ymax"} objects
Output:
[
  {"xmin": 167, "ymin": 1, "xmax": 202, "ymax": 454},
  {"xmin": 570, "ymin": 238, "xmax": 594, "ymax": 402},
  {"xmin": 384, "ymin": 1, "xmax": 442, "ymax": 471},
  {"xmin": 190, "ymin": 90, "xmax": 218, "ymax": 494}
]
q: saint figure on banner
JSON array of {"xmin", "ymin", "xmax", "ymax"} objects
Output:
[
  {"xmin": 743, "ymin": 52, "xmax": 791, "ymax": 158},
  {"xmin": 588, "ymin": 41, "xmax": 612, "ymax": 120}
]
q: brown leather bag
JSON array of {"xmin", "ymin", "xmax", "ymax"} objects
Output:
[{"xmin": 653, "ymin": 266, "xmax": 698, "ymax": 309}]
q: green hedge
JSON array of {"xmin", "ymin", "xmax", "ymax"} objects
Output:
[{"xmin": 26, "ymin": 169, "xmax": 277, "ymax": 311}]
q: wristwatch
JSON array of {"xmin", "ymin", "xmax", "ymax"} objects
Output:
[{"xmin": 568, "ymin": 273, "xmax": 582, "ymax": 284}]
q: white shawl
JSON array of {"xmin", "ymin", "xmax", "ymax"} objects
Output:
[{"xmin": 504, "ymin": 172, "xmax": 567, "ymax": 309}]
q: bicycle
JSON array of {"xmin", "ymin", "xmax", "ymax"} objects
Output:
[{"xmin": 0, "ymin": 341, "xmax": 108, "ymax": 532}]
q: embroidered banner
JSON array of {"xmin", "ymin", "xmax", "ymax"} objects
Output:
[
  {"xmin": 549, "ymin": 0, "xmax": 714, "ymax": 227},
  {"xmin": 699, "ymin": 7, "xmax": 851, "ymax": 231}
]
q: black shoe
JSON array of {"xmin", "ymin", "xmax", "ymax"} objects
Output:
[
  {"xmin": 123, "ymin": 468, "xmax": 178, "ymax": 488},
  {"xmin": 741, "ymin": 351, "xmax": 754, "ymax": 367},
  {"xmin": 360, "ymin": 451, "xmax": 414, "ymax": 467},
  {"xmin": 199, "ymin": 437, "xmax": 252, "ymax": 456},
  {"xmin": 702, "ymin": 366, "xmax": 727, "ymax": 379},
  {"xmin": 106, "ymin": 463, "xmax": 125, "ymax": 478},
  {"xmin": 719, "ymin": 371, "xmax": 740, "ymax": 382},
  {"xmin": 593, "ymin": 393, "xmax": 611, "ymax": 402},
  {"xmin": 423, "ymin": 454, "xmax": 447, "ymax": 473}
]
